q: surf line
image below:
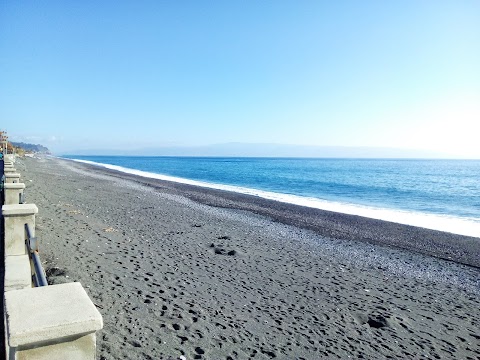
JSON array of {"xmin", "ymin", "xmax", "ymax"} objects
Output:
[{"xmin": 68, "ymin": 158, "xmax": 480, "ymax": 238}]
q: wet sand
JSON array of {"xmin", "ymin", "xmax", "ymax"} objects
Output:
[{"xmin": 18, "ymin": 156, "xmax": 480, "ymax": 359}]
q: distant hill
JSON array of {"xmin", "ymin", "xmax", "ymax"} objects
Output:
[
  {"xmin": 11, "ymin": 142, "xmax": 50, "ymax": 153},
  {"xmin": 65, "ymin": 143, "xmax": 452, "ymax": 159}
]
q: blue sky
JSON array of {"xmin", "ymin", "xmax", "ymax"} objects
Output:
[{"xmin": 1, "ymin": 1, "xmax": 479, "ymax": 157}]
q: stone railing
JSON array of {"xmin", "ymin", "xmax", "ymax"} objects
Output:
[{"xmin": 2, "ymin": 155, "xmax": 103, "ymax": 359}]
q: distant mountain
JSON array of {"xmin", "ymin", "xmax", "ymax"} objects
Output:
[
  {"xmin": 11, "ymin": 142, "xmax": 50, "ymax": 153},
  {"xmin": 63, "ymin": 143, "xmax": 452, "ymax": 159}
]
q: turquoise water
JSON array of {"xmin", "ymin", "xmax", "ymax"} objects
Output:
[{"xmin": 63, "ymin": 156, "xmax": 480, "ymax": 237}]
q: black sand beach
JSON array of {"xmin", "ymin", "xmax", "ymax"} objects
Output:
[{"xmin": 17, "ymin": 156, "xmax": 480, "ymax": 359}]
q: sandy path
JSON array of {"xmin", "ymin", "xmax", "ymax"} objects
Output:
[{"xmin": 17, "ymin": 157, "xmax": 480, "ymax": 359}]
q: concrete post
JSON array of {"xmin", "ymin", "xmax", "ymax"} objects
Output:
[
  {"xmin": 4, "ymin": 255, "xmax": 32, "ymax": 291},
  {"xmin": 4, "ymin": 173, "xmax": 20, "ymax": 184},
  {"xmin": 5, "ymin": 282, "xmax": 103, "ymax": 360},
  {"xmin": 3, "ymin": 183, "xmax": 25, "ymax": 205},
  {"xmin": 2, "ymin": 204, "xmax": 38, "ymax": 256}
]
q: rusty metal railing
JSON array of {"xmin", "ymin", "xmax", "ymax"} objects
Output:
[{"xmin": 25, "ymin": 223, "xmax": 48, "ymax": 287}]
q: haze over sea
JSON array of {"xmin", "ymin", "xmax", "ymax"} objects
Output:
[{"xmin": 63, "ymin": 156, "xmax": 480, "ymax": 238}]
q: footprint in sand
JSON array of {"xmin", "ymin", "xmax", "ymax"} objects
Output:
[
  {"xmin": 353, "ymin": 312, "xmax": 390, "ymax": 329},
  {"xmin": 209, "ymin": 243, "xmax": 238, "ymax": 256}
]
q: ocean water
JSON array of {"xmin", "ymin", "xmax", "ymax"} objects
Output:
[{"xmin": 63, "ymin": 156, "xmax": 480, "ymax": 238}]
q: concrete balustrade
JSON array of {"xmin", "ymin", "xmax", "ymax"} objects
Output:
[
  {"xmin": 4, "ymin": 173, "xmax": 20, "ymax": 184},
  {"xmin": 2, "ymin": 155, "xmax": 103, "ymax": 359},
  {"xmin": 3, "ymin": 183, "xmax": 25, "ymax": 205},
  {"xmin": 5, "ymin": 283, "xmax": 103, "ymax": 360},
  {"xmin": 2, "ymin": 204, "xmax": 38, "ymax": 256}
]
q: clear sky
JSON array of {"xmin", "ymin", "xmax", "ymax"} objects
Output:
[{"xmin": 1, "ymin": 1, "xmax": 479, "ymax": 157}]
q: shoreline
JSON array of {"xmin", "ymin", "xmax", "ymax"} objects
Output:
[
  {"xmin": 61, "ymin": 157, "xmax": 480, "ymax": 269},
  {"xmin": 66, "ymin": 157, "xmax": 480, "ymax": 238},
  {"xmin": 19, "ymin": 156, "xmax": 480, "ymax": 359}
]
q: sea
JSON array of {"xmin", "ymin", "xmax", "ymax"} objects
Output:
[{"xmin": 62, "ymin": 156, "xmax": 480, "ymax": 238}]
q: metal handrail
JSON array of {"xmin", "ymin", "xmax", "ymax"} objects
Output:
[{"xmin": 25, "ymin": 223, "xmax": 48, "ymax": 287}]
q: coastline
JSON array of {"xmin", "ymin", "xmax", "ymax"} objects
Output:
[
  {"xmin": 68, "ymin": 157, "xmax": 480, "ymax": 239},
  {"xmin": 65, "ymin": 157, "xmax": 480, "ymax": 268},
  {"xmin": 19, "ymin": 156, "xmax": 480, "ymax": 359}
]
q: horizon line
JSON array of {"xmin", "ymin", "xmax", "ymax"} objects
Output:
[{"xmin": 58, "ymin": 154, "xmax": 480, "ymax": 161}]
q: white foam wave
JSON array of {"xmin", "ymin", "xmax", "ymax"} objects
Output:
[{"xmin": 70, "ymin": 158, "xmax": 480, "ymax": 238}]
